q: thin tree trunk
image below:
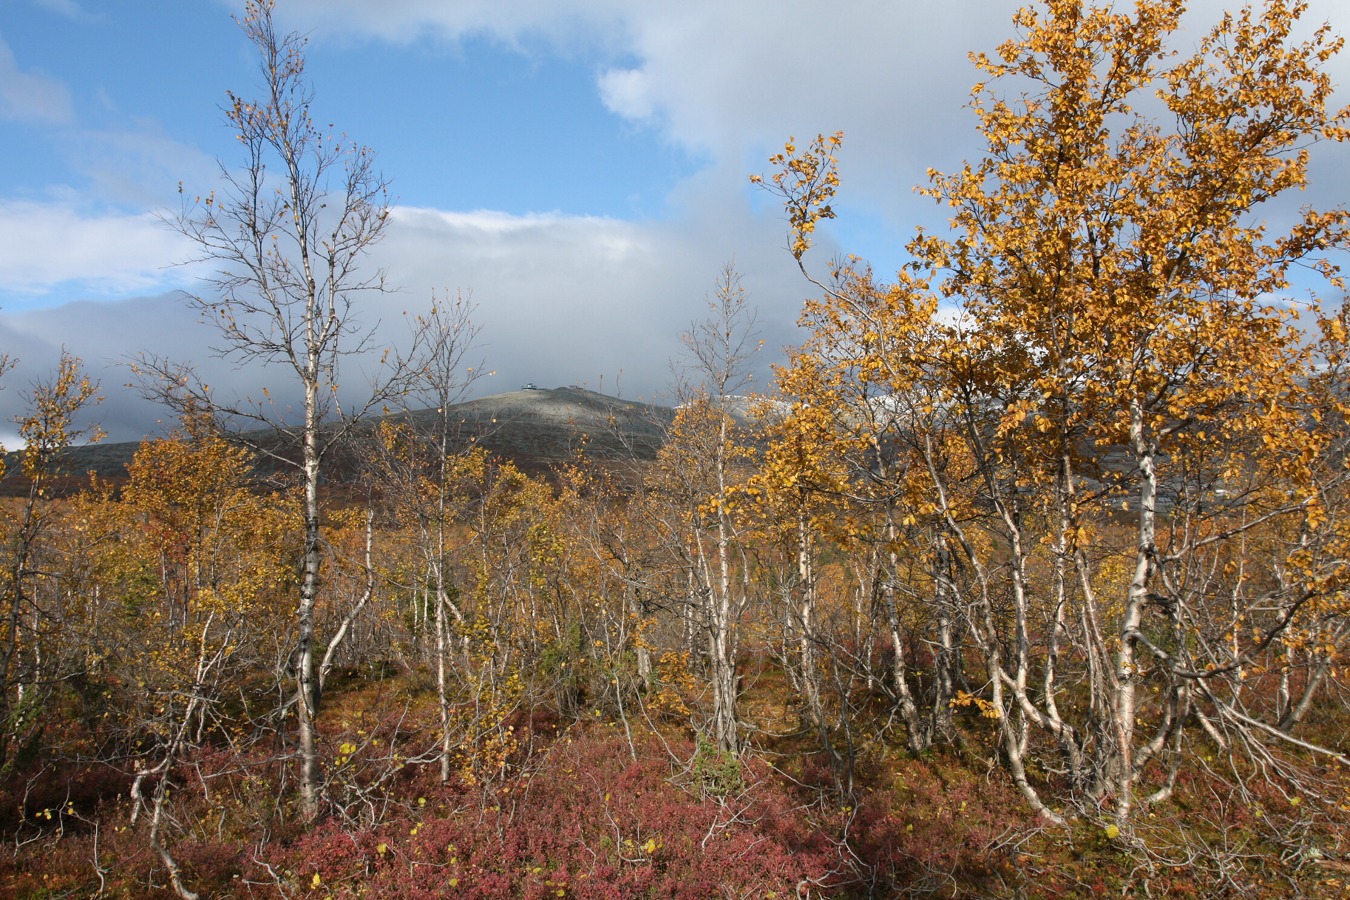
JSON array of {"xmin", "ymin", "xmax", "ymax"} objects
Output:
[
  {"xmin": 1115, "ymin": 396, "xmax": 1156, "ymax": 825},
  {"xmin": 296, "ymin": 379, "xmax": 323, "ymax": 823},
  {"xmin": 796, "ymin": 508, "xmax": 828, "ymax": 747}
]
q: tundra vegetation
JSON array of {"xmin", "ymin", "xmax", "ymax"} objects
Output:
[{"xmin": 3, "ymin": 1, "xmax": 1350, "ymax": 897}]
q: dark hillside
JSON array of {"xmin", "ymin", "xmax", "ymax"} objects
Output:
[
  {"xmin": 405, "ymin": 385, "xmax": 673, "ymax": 469},
  {"xmin": 0, "ymin": 386, "xmax": 676, "ymax": 495}
]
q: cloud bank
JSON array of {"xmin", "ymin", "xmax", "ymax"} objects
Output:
[{"xmin": 1, "ymin": 0, "xmax": 1347, "ymax": 445}]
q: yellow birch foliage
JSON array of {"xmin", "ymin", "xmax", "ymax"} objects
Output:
[
  {"xmin": 110, "ymin": 414, "xmax": 291, "ymax": 714},
  {"xmin": 762, "ymin": 0, "xmax": 1350, "ymax": 816},
  {"xmin": 913, "ymin": 0, "xmax": 1346, "ymax": 468}
]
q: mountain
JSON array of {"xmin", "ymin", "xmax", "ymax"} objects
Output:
[
  {"xmin": 0, "ymin": 386, "xmax": 676, "ymax": 494},
  {"xmin": 404, "ymin": 385, "xmax": 673, "ymax": 469}
]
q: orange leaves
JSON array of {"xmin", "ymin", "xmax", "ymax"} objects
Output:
[
  {"xmin": 752, "ymin": 132, "xmax": 844, "ymax": 260},
  {"xmin": 950, "ymin": 689, "xmax": 1001, "ymax": 720},
  {"xmin": 648, "ymin": 651, "xmax": 696, "ymax": 717},
  {"xmin": 753, "ymin": 6, "xmax": 1350, "ymax": 788},
  {"xmin": 17, "ymin": 352, "xmax": 103, "ymax": 480},
  {"xmin": 890, "ymin": 0, "xmax": 1348, "ymax": 488},
  {"xmin": 119, "ymin": 410, "xmax": 292, "ymax": 631}
]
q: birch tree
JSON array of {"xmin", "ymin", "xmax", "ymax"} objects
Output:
[
  {"xmin": 159, "ymin": 0, "xmax": 413, "ymax": 822},
  {"xmin": 0, "ymin": 352, "xmax": 101, "ymax": 770},
  {"xmin": 662, "ymin": 265, "xmax": 761, "ymax": 756},
  {"xmin": 764, "ymin": 0, "xmax": 1350, "ymax": 827}
]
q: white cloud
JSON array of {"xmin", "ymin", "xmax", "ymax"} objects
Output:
[
  {"xmin": 374, "ymin": 203, "xmax": 806, "ymax": 398},
  {"xmin": 5, "ymin": 0, "xmax": 1348, "ymax": 444},
  {"xmin": 0, "ymin": 199, "xmax": 818, "ymax": 442},
  {"xmin": 0, "ymin": 33, "xmax": 74, "ymax": 125},
  {"xmin": 0, "ymin": 293, "xmax": 199, "ymax": 443},
  {"xmin": 597, "ymin": 67, "xmax": 653, "ymax": 122},
  {"xmin": 0, "ymin": 200, "xmax": 197, "ymax": 300},
  {"xmin": 281, "ymin": 0, "xmax": 1350, "ymax": 245}
]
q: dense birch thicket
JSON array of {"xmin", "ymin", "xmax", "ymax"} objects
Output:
[{"xmin": 3, "ymin": 1, "xmax": 1350, "ymax": 896}]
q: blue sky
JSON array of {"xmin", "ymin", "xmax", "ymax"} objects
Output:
[
  {"xmin": 1, "ymin": 0, "xmax": 1349, "ymax": 443},
  {"xmin": 0, "ymin": 5, "xmax": 692, "ymax": 215}
]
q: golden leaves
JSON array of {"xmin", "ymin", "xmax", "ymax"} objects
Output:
[
  {"xmin": 950, "ymin": 689, "xmax": 1001, "ymax": 719},
  {"xmin": 752, "ymin": 2, "xmax": 1350, "ymax": 744},
  {"xmin": 753, "ymin": 132, "xmax": 844, "ymax": 260},
  {"xmin": 18, "ymin": 352, "xmax": 103, "ymax": 480}
]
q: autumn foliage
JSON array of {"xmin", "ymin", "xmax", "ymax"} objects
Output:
[{"xmin": 3, "ymin": 1, "xmax": 1350, "ymax": 897}]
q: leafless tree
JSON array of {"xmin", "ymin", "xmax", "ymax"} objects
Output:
[
  {"xmin": 148, "ymin": 0, "xmax": 416, "ymax": 822},
  {"xmin": 666, "ymin": 263, "xmax": 760, "ymax": 756}
]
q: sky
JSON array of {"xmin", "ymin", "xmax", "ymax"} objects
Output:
[{"xmin": 1, "ymin": 0, "xmax": 1349, "ymax": 445}]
